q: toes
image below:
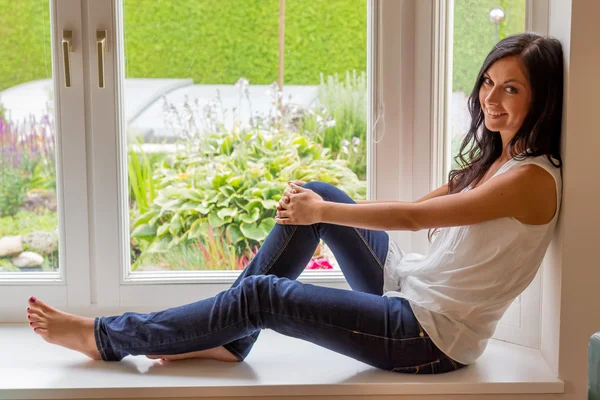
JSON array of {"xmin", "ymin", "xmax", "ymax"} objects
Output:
[
  {"xmin": 34, "ymin": 327, "xmax": 47, "ymax": 335},
  {"xmin": 29, "ymin": 321, "xmax": 47, "ymax": 329},
  {"xmin": 27, "ymin": 314, "xmax": 41, "ymax": 322},
  {"xmin": 27, "ymin": 307, "xmax": 45, "ymax": 317},
  {"xmin": 28, "ymin": 297, "xmax": 50, "ymax": 312}
]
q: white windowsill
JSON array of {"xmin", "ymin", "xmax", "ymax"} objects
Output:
[{"xmin": 0, "ymin": 325, "xmax": 563, "ymax": 399}]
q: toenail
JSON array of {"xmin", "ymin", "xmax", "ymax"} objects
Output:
[
  {"xmin": 34, "ymin": 328, "xmax": 37, "ymax": 331},
  {"xmin": 29, "ymin": 322, "xmax": 33, "ymax": 326},
  {"xmin": 29, "ymin": 296, "xmax": 36, "ymax": 303},
  {"xmin": 27, "ymin": 307, "xmax": 30, "ymax": 311},
  {"xmin": 27, "ymin": 315, "xmax": 30, "ymax": 319}
]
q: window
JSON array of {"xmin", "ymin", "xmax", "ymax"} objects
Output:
[{"xmin": 0, "ymin": 0, "xmax": 549, "ymax": 352}]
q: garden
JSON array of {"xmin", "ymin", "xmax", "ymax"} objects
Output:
[{"xmin": 0, "ymin": 0, "xmax": 524, "ymax": 272}]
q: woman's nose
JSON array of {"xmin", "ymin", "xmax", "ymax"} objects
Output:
[{"xmin": 484, "ymin": 87, "xmax": 501, "ymax": 105}]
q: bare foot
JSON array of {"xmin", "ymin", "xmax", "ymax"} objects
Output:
[
  {"xmin": 146, "ymin": 346, "xmax": 240, "ymax": 362},
  {"xmin": 26, "ymin": 296, "xmax": 101, "ymax": 360}
]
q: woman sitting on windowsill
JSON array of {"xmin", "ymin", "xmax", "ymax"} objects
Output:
[{"xmin": 25, "ymin": 32, "xmax": 563, "ymax": 375}]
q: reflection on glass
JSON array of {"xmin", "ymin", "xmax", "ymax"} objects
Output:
[
  {"xmin": 0, "ymin": 1, "xmax": 59, "ymax": 273},
  {"xmin": 449, "ymin": 0, "xmax": 526, "ymax": 172},
  {"xmin": 123, "ymin": 1, "xmax": 368, "ymax": 272}
]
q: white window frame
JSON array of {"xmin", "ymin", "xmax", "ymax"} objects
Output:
[
  {"xmin": 0, "ymin": 0, "xmax": 91, "ymax": 315},
  {"xmin": 0, "ymin": 0, "xmax": 552, "ymax": 352}
]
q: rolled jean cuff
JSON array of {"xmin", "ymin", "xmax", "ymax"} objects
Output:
[
  {"xmin": 94, "ymin": 317, "xmax": 119, "ymax": 362},
  {"xmin": 223, "ymin": 343, "xmax": 246, "ymax": 362}
]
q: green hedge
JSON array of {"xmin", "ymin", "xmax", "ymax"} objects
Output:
[
  {"xmin": 0, "ymin": 0, "xmax": 367, "ymax": 91},
  {"xmin": 1, "ymin": 0, "xmax": 525, "ymax": 94},
  {"xmin": 0, "ymin": 0, "xmax": 52, "ymax": 93},
  {"xmin": 453, "ymin": 0, "xmax": 526, "ymax": 93}
]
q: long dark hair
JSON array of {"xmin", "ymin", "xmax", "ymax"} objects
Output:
[{"xmin": 428, "ymin": 32, "xmax": 564, "ymax": 243}]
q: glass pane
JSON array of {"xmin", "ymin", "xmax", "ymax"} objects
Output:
[
  {"xmin": 448, "ymin": 0, "xmax": 526, "ymax": 174},
  {"xmin": 123, "ymin": 1, "xmax": 368, "ymax": 273},
  {"xmin": 0, "ymin": 2, "xmax": 59, "ymax": 274}
]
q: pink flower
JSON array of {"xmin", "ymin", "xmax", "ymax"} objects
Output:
[{"xmin": 305, "ymin": 258, "xmax": 334, "ymax": 270}]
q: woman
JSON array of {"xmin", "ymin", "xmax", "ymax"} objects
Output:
[{"xmin": 25, "ymin": 32, "xmax": 563, "ymax": 374}]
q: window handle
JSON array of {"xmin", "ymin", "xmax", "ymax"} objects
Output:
[
  {"xmin": 62, "ymin": 30, "xmax": 73, "ymax": 88},
  {"xmin": 97, "ymin": 30, "xmax": 107, "ymax": 88}
]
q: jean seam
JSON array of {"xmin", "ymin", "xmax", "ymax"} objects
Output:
[
  {"xmin": 393, "ymin": 358, "xmax": 441, "ymax": 372},
  {"xmin": 353, "ymin": 228, "xmax": 385, "ymax": 270},
  {"xmin": 257, "ymin": 225, "xmax": 299, "ymax": 275},
  {"xmin": 448, "ymin": 357, "xmax": 458, "ymax": 370},
  {"xmin": 259, "ymin": 310, "xmax": 427, "ymax": 342}
]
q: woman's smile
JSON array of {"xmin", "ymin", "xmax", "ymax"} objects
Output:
[{"xmin": 483, "ymin": 106, "xmax": 507, "ymax": 119}]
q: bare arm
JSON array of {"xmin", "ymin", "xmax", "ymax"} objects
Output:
[
  {"xmin": 355, "ymin": 183, "xmax": 449, "ymax": 204},
  {"xmin": 413, "ymin": 183, "xmax": 449, "ymax": 203},
  {"xmin": 316, "ymin": 165, "xmax": 553, "ymax": 231}
]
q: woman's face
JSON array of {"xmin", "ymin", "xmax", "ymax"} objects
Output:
[{"xmin": 479, "ymin": 56, "xmax": 532, "ymax": 136}]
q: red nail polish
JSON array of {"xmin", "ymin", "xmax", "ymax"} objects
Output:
[
  {"xmin": 29, "ymin": 322, "xmax": 33, "ymax": 326},
  {"xmin": 29, "ymin": 296, "xmax": 36, "ymax": 303},
  {"xmin": 27, "ymin": 315, "xmax": 30, "ymax": 319},
  {"xmin": 34, "ymin": 328, "xmax": 37, "ymax": 331},
  {"xmin": 27, "ymin": 307, "xmax": 30, "ymax": 311}
]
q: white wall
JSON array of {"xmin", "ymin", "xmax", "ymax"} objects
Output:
[{"xmin": 539, "ymin": 0, "xmax": 600, "ymax": 398}]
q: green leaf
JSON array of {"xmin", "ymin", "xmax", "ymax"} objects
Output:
[
  {"xmin": 180, "ymin": 189, "xmax": 204, "ymax": 201},
  {"xmin": 260, "ymin": 199, "xmax": 278, "ymax": 210},
  {"xmin": 239, "ymin": 207, "xmax": 260, "ymax": 223},
  {"xmin": 226, "ymin": 224, "xmax": 244, "ymax": 244},
  {"xmin": 188, "ymin": 218, "xmax": 209, "ymax": 239},
  {"xmin": 134, "ymin": 210, "xmax": 158, "ymax": 225},
  {"xmin": 245, "ymin": 200, "xmax": 263, "ymax": 213},
  {"xmin": 169, "ymin": 213, "xmax": 182, "ymax": 235},
  {"xmin": 194, "ymin": 204, "xmax": 211, "ymax": 214},
  {"xmin": 240, "ymin": 221, "xmax": 267, "ymax": 241},
  {"xmin": 219, "ymin": 185, "xmax": 235, "ymax": 197},
  {"xmin": 227, "ymin": 176, "xmax": 244, "ymax": 189},
  {"xmin": 131, "ymin": 223, "xmax": 157, "ymax": 238},
  {"xmin": 217, "ymin": 208, "xmax": 237, "ymax": 219},
  {"xmin": 259, "ymin": 217, "xmax": 276, "ymax": 233},
  {"xmin": 147, "ymin": 236, "xmax": 170, "ymax": 253},
  {"xmin": 157, "ymin": 224, "xmax": 170, "ymax": 237},
  {"xmin": 209, "ymin": 212, "xmax": 227, "ymax": 228}
]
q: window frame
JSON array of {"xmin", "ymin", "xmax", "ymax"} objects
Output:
[{"xmin": 0, "ymin": 0, "xmax": 91, "ymax": 312}]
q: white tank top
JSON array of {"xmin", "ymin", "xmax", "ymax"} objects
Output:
[{"xmin": 382, "ymin": 154, "xmax": 562, "ymax": 365}]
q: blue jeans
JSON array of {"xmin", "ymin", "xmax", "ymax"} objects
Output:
[{"xmin": 94, "ymin": 181, "xmax": 467, "ymax": 374}]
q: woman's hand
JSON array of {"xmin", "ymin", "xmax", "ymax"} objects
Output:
[{"xmin": 275, "ymin": 182, "xmax": 325, "ymax": 225}]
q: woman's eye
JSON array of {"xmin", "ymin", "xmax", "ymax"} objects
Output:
[
  {"xmin": 506, "ymin": 86, "xmax": 518, "ymax": 94},
  {"xmin": 483, "ymin": 77, "xmax": 492, "ymax": 85}
]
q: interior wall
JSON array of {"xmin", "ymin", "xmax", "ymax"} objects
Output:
[{"xmin": 543, "ymin": 0, "xmax": 600, "ymax": 398}]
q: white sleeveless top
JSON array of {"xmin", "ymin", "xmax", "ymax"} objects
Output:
[{"xmin": 382, "ymin": 154, "xmax": 562, "ymax": 365}]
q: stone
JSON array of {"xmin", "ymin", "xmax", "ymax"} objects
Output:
[
  {"xmin": 0, "ymin": 236, "xmax": 23, "ymax": 257},
  {"xmin": 22, "ymin": 231, "xmax": 58, "ymax": 255},
  {"xmin": 12, "ymin": 251, "xmax": 44, "ymax": 268}
]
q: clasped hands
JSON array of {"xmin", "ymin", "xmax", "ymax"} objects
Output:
[{"xmin": 275, "ymin": 180, "xmax": 325, "ymax": 225}]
